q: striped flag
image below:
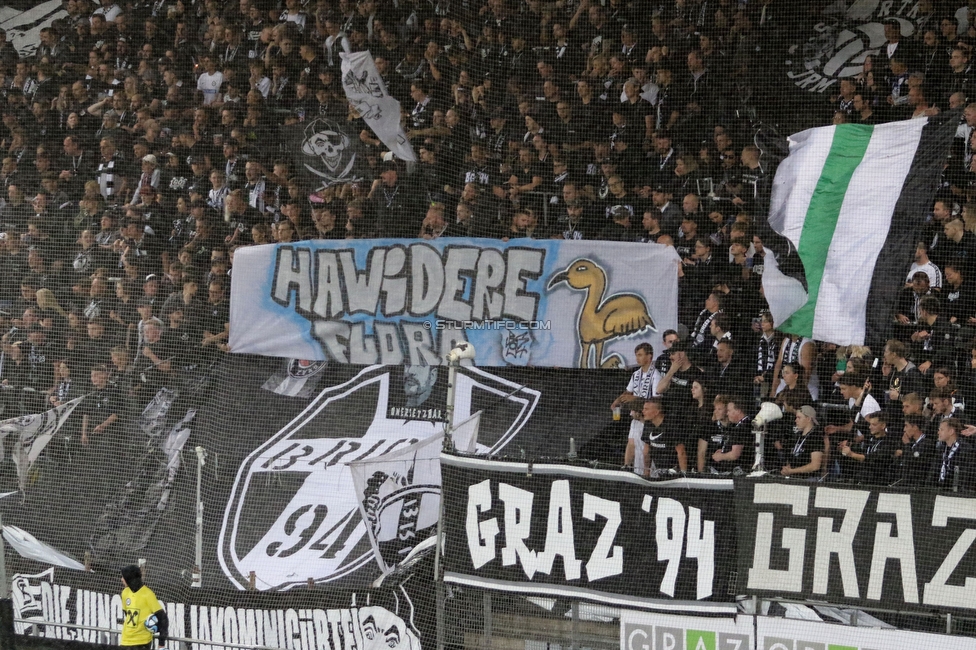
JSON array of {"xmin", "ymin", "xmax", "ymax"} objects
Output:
[{"xmin": 762, "ymin": 116, "xmax": 957, "ymax": 346}]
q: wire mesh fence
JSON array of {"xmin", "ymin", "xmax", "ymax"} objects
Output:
[{"xmin": 1, "ymin": 1, "xmax": 976, "ymax": 649}]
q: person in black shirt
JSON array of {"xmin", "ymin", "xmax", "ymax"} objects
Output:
[
  {"xmin": 696, "ymin": 391, "xmax": 729, "ymax": 473},
  {"xmin": 655, "ymin": 340, "xmax": 702, "ymax": 428},
  {"xmin": 81, "ymin": 363, "xmax": 119, "ymax": 447},
  {"xmin": 309, "ymin": 204, "xmax": 344, "ymax": 239},
  {"xmin": 896, "ymin": 413, "xmax": 935, "ymax": 488},
  {"xmin": 931, "ymin": 418, "xmax": 975, "ymax": 490},
  {"xmin": 201, "ymin": 277, "xmax": 229, "ymax": 353},
  {"xmin": 911, "ymin": 295, "xmax": 954, "ymax": 375},
  {"xmin": 839, "ymin": 411, "xmax": 896, "ymax": 486},
  {"xmin": 74, "ymin": 316, "xmax": 112, "ymax": 375},
  {"xmin": 639, "ymin": 397, "xmax": 687, "ymax": 477},
  {"xmin": 23, "ymin": 325, "xmax": 57, "ymax": 398},
  {"xmin": 781, "ymin": 405, "xmax": 825, "ymax": 478},
  {"xmin": 710, "ymin": 395, "xmax": 753, "ymax": 473},
  {"xmin": 943, "ymin": 262, "xmax": 976, "ymax": 324},
  {"xmin": 882, "ymin": 339, "xmax": 924, "ymax": 419}
]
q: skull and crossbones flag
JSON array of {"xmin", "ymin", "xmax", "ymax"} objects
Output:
[{"xmin": 283, "ymin": 117, "xmax": 369, "ymax": 189}]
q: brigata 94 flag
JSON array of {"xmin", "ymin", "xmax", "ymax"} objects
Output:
[{"xmin": 228, "ymin": 239, "xmax": 679, "ymax": 368}]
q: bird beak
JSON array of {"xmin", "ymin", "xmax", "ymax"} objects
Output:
[{"xmin": 547, "ymin": 270, "xmax": 569, "ymax": 290}]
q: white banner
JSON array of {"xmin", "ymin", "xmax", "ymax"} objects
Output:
[
  {"xmin": 756, "ymin": 616, "xmax": 976, "ymax": 650},
  {"xmin": 620, "ymin": 610, "xmax": 753, "ymax": 650},
  {"xmin": 341, "ymin": 51, "xmax": 416, "ymax": 162},
  {"xmin": 229, "ymin": 239, "xmax": 680, "ymax": 368},
  {"xmin": 621, "ymin": 610, "xmax": 976, "ymax": 650}
]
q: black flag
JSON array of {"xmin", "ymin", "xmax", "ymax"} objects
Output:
[{"xmin": 283, "ymin": 117, "xmax": 369, "ymax": 189}]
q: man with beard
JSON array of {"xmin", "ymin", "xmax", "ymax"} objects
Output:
[{"xmin": 403, "ymin": 363, "xmax": 438, "ymax": 409}]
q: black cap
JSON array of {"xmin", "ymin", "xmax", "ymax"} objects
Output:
[
  {"xmin": 669, "ymin": 340, "xmax": 687, "ymax": 353},
  {"xmin": 121, "ymin": 565, "xmax": 141, "ymax": 583},
  {"xmin": 379, "ymin": 160, "xmax": 398, "ymax": 173},
  {"xmin": 610, "ymin": 205, "xmax": 631, "ymax": 220},
  {"xmin": 120, "ymin": 565, "xmax": 143, "ymax": 591}
]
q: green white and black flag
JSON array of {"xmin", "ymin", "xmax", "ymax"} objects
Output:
[{"xmin": 762, "ymin": 114, "xmax": 958, "ymax": 346}]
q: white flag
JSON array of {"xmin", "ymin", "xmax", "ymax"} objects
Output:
[
  {"xmin": 340, "ymin": 51, "xmax": 417, "ymax": 162},
  {"xmin": 2, "ymin": 525, "xmax": 85, "ymax": 570},
  {"xmin": 349, "ymin": 413, "xmax": 480, "ymax": 574},
  {"xmin": 0, "ymin": 396, "xmax": 84, "ymax": 491}
]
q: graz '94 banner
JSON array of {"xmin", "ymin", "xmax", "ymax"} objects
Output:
[
  {"xmin": 228, "ymin": 239, "xmax": 679, "ymax": 368},
  {"xmin": 440, "ymin": 455, "xmax": 736, "ymax": 614},
  {"xmin": 736, "ymin": 480, "xmax": 976, "ymax": 615}
]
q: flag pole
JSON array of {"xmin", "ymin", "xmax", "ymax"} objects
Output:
[
  {"xmin": 0, "ymin": 514, "xmax": 8, "ymax": 599},
  {"xmin": 192, "ymin": 446, "xmax": 207, "ymax": 588}
]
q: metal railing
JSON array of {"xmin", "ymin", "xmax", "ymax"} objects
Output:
[{"xmin": 12, "ymin": 618, "xmax": 290, "ymax": 650}]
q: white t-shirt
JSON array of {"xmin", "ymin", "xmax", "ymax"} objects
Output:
[
  {"xmin": 907, "ymin": 261, "xmax": 943, "ymax": 289},
  {"xmin": 91, "ymin": 3, "xmax": 121, "ymax": 23},
  {"xmin": 848, "ymin": 393, "xmax": 881, "ymax": 434},
  {"xmin": 197, "ymin": 71, "xmax": 224, "ymax": 105}
]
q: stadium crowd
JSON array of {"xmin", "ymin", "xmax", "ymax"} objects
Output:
[{"xmin": 2, "ymin": 0, "xmax": 976, "ymax": 487}]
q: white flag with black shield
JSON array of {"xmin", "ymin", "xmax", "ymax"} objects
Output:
[{"xmin": 0, "ymin": 396, "xmax": 85, "ymax": 492}]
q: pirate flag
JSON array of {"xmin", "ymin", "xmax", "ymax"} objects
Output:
[{"xmin": 284, "ymin": 117, "xmax": 369, "ymax": 190}]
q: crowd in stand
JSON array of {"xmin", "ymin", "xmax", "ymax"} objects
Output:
[{"xmin": 4, "ymin": 0, "xmax": 976, "ymax": 487}]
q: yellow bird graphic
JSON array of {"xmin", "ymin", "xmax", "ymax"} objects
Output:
[{"xmin": 548, "ymin": 258, "xmax": 656, "ymax": 369}]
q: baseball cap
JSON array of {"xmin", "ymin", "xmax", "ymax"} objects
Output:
[
  {"xmin": 799, "ymin": 405, "xmax": 819, "ymax": 425},
  {"xmin": 142, "ymin": 154, "xmax": 157, "ymax": 165},
  {"xmin": 610, "ymin": 205, "xmax": 631, "ymax": 220}
]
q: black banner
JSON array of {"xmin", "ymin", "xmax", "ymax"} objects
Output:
[
  {"xmin": 736, "ymin": 480, "xmax": 976, "ymax": 614},
  {"xmin": 440, "ymin": 455, "xmax": 736, "ymax": 613},
  {"xmin": 0, "ymin": 357, "xmax": 628, "ymax": 593},
  {"xmin": 9, "ymin": 566, "xmax": 432, "ymax": 650}
]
